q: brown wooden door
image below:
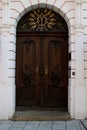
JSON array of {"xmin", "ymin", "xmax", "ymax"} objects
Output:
[
  {"xmin": 16, "ymin": 33, "xmax": 68, "ymax": 108},
  {"xmin": 43, "ymin": 34, "xmax": 68, "ymax": 107}
]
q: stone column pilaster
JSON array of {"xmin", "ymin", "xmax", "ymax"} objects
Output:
[
  {"xmin": 0, "ymin": 31, "xmax": 10, "ymax": 83},
  {"xmin": 0, "ymin": 0, "xmax": 14, "ymax": 119},
  {"xmin": 74, "ymin": 0, "xmax": 85, "ymax": 119},
  {"xmin": 0, "ymin": 0, "xmax": 11, "ymax": 83},
  {"xmin": 2, "ymin": 0, "xmax": 10, "ymax": 25}
]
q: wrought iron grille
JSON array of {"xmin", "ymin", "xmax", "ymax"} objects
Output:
[{"xmin": 17, "ymin": 8, "xmax": 68, "ymax": 32}]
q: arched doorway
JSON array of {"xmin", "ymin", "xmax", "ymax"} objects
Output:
[{"xmin": 16, "ymin": 8, "xmax": 68, "ymax": 109}]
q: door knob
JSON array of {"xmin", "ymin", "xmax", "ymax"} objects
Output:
[{"xmin": 45, "ymin": 67, "xmax": 48, "ymax": 75}]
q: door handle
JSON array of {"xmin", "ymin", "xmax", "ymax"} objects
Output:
[
  {"xmin": 36, "ymin": 67, "xmax": 39, "ymax": 74},
  {"xmin": 36, "ymin": 66, "xmax": 48, "ymax": 75},
  {"xmin": 45, "ymin": 67, "xmax": 48, "ymax": 75}
]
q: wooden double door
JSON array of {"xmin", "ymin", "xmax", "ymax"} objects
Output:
[{"xmin": 16, "ymin": 32, "xmax": 68, "ymax": 108}]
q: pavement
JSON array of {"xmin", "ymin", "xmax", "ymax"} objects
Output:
[{"xmin": 0, "ymin": 120, "xmax": 87, "ymax": 130}]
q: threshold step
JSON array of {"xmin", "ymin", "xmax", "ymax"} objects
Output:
[{"xmin": 12, "ymin": 111, "xmax": 71, "ymax": 121}]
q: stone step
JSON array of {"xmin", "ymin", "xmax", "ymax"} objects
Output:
[{"xmin": 12, "ymin": 111, "xmax": 71, "ymax": 121}]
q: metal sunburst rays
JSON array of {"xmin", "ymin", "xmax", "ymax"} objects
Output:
[{"xmin": 17, "ymin": 8, "xmax": 68, "ymax": 32}]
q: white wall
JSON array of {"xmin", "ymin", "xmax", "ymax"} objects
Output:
[
  {"xmin": 0, "ymin": 0, "xmax": 87, "ymax": 119},
  {"xmin": 83, "ymin": 0, "xmax": 87, "ymax": 116}
]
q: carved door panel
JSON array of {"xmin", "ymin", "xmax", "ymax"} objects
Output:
[
  {"xmin": 16, "ymin": 34, "xmax": 40, "ymax": 106},
  {"xmin": 16, "ymin": 33, "xmax": 68, "ymax": 108},
  {"xmin": 43, "ymin": 35, "xmax": 68, "ymax": 107}
]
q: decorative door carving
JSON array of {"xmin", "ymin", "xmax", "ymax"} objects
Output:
[
  {"xmin": 16, "ymin": 35, "xmax": 40, "ymax": 106},
  {"xmin": 16, "ymin": 8, "xmax": 68, "ymax": 108},
  {"xmin": 16, "ymin": 33, "xmax": 68, "ymax": 107},
  {"xmin": 43, "ymin": 35, "xmax": 68, "ymax": 107}
]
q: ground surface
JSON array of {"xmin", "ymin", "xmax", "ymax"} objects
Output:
[{"xmin": 0, "ymin": 120, "xmax": 87, "ymax": 130}]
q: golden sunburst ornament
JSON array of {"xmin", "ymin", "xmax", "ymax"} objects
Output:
[
  {"xmin": 28, "ymin": 8, "xmax": 56, "ymax": 31},
  {"xmin": 17, "ymin": 8, "xmax": 68, "ymax": 32}
]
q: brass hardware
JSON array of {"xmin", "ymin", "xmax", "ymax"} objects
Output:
[
  {"xmin": 28, "ymin": 9, "xmax": 56, "ymax": 31},
  {"xmin": 45, "ymin": 67, "xmax": 48, "ymax": 75},
  {"xmin": 36, "ymin": 67, "xmax": 39, "ymax": 74}
]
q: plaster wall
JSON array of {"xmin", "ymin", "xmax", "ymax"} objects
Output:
[{"xmin": 83, "ymin": 0, "xmax": 87, "ymax": 116}]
